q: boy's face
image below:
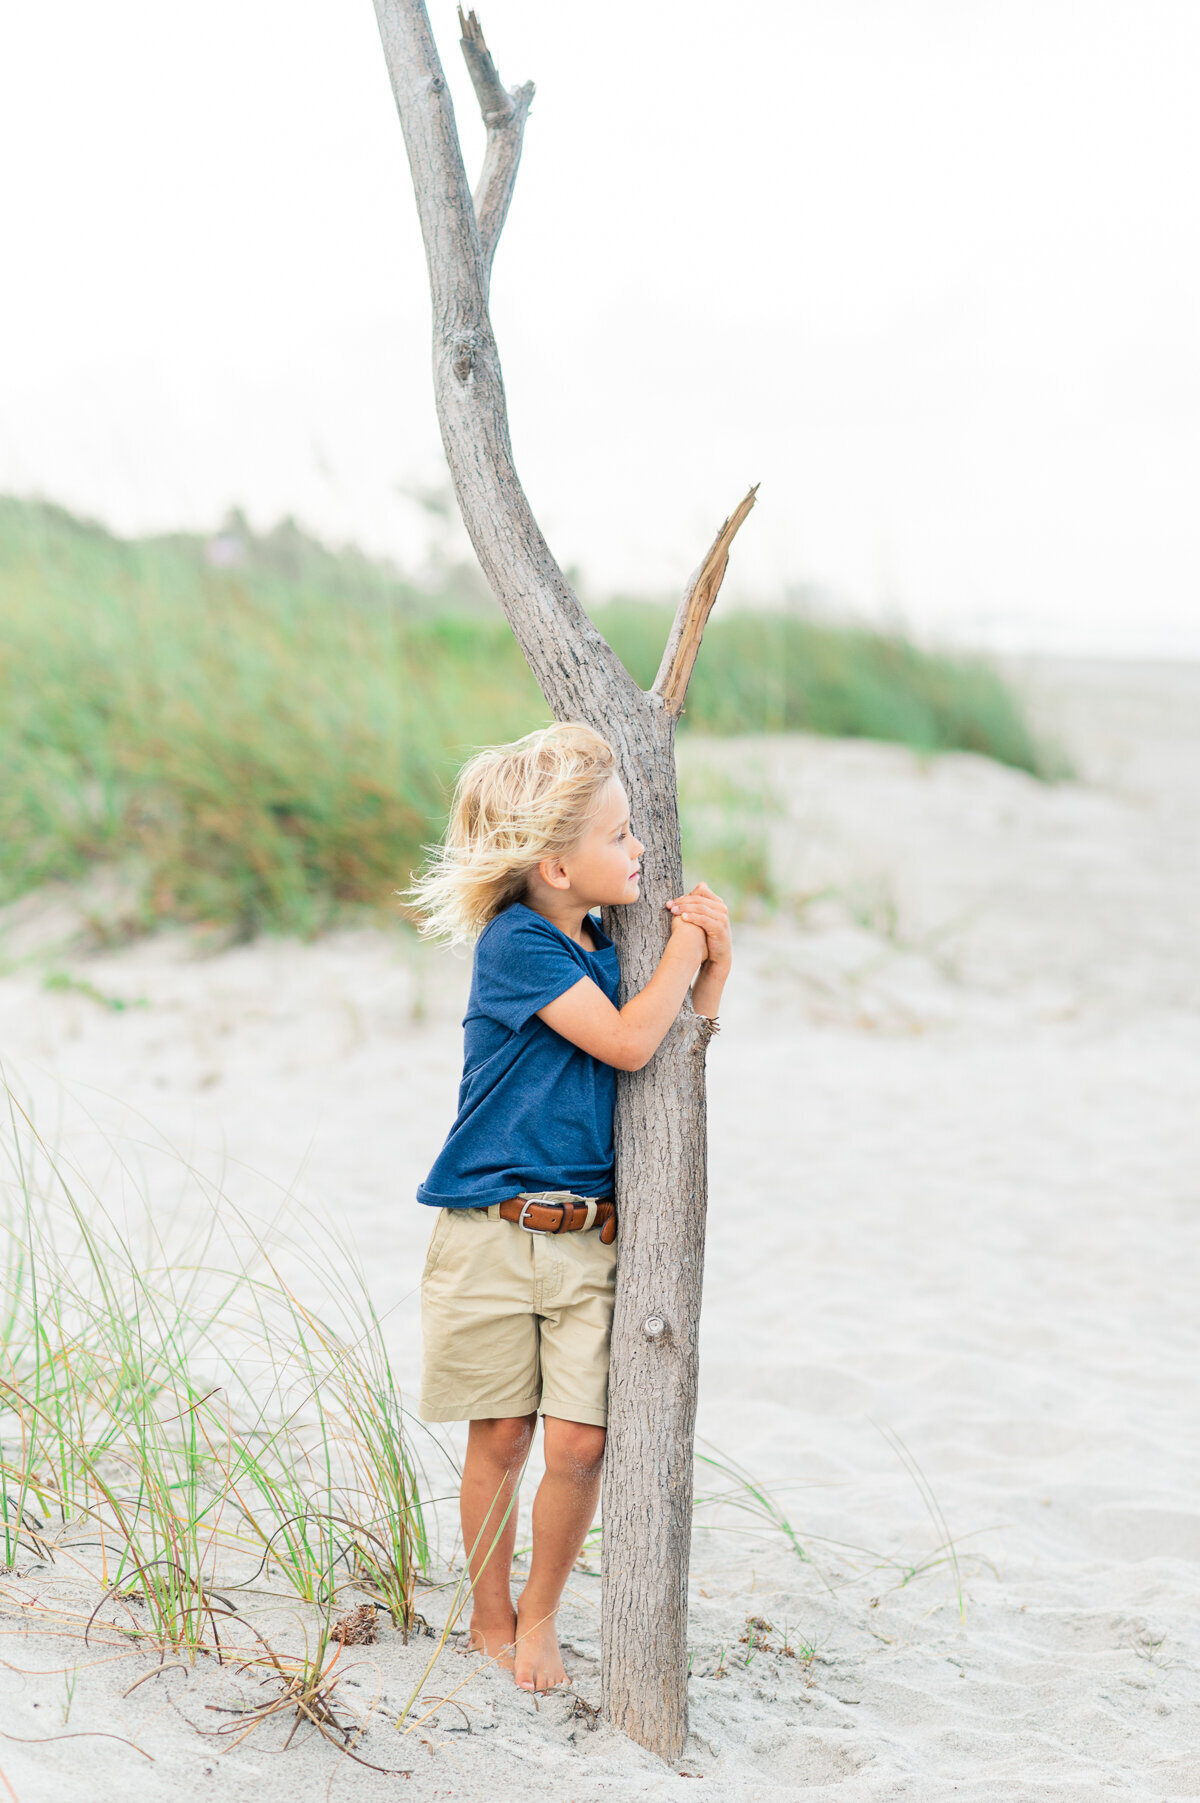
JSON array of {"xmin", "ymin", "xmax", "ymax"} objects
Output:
[{"xmin": 549, "ymin": 776, "xmax": 645, "ymax": 908}]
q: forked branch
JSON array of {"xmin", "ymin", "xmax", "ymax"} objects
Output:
[
  {"xmin": 458, "ymin": 8, "xmax": 534, "ymax": 285},
  {"xmin": 372, "ymin": 0, "xmax": 637, "ymax": 723},
  {"xmin": 653, "ymin": 486, "xmax": 759, "ymax": 715}
]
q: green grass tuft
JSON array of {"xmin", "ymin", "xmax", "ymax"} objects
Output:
[{"xmin": 0, "ymin": 1087, "xmax": 430, "ymax": 1648}]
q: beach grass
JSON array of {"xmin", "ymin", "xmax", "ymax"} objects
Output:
[
  {"xmin": 0, "ymin": 1090, "xmax": 429, "ymax": 1652},
  {"xmin": 693, "ymin": 1437, "xmax": 981, "ymax": 1611},
  {"xmin": 0, "ymin": 1087, "xmax": 556, "ymax": 1764},
  {"xmin": 0, "ymin": 496, "xmax": 1058, "ymax": 937}
]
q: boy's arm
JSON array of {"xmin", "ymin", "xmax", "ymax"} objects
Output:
[{"xmin": 538, "ymin": 887, "xmax": 732, "ymax": 1072}]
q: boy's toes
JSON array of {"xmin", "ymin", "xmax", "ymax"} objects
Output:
[
  {"xmin": 513, "ymin": 1609, "xmax": 569, "ymax": 1691},
  {"xmin": 516, "ymin": 1663, "xmax": 556, "ymax": 1692},
  {"xmin": 514, "ymin": 1648, "xmax": 568, "ymax": 1691},
  {"xmin": 518, "ymin": 1668, "xmax": 566, "ymax": 1693}
]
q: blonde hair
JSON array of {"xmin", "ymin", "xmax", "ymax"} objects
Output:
[{"xmin": 408, "ymin": 722, "xmax": 619, "ymax": 945}]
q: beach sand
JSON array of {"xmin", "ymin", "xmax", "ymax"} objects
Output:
[{"xmin": 1, "ymin": 657, "xmax": 1198, "ymax": 1800}]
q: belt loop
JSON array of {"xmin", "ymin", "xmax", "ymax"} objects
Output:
[
  {"xmin": 581, "ymin": 1199, "xmax": 597, "ymax": 1231},
  {"xmin": 486, "ymin": 1204, "xmax": 501, "ymax": 1221}
]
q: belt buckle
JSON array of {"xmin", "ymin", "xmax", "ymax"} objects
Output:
[{"xmin": 517, "ymin": 1196, "xmax": 566, "ymax": 1233}]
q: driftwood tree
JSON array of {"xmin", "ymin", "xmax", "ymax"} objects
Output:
[{"xmin": 372, "ymin": 0, "xmax": 754, "ymax": 1759}]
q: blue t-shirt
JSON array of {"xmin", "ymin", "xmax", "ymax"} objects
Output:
[{"xmin": 416, "ymin": 902, "xmax": 620, "ymax": 1208}]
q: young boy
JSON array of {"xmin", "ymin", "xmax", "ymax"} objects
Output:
[{"xmin": 413, "ymin": 722, "xmax": 731, "ymax": 1692}]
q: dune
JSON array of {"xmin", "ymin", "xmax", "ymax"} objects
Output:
[{"xmin": 1, "ymin": 656, "xmax": 1198, "ymax": 1801}]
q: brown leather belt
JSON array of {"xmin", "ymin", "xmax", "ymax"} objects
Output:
[{"xmin": 498, "ymin": 1196, "xmax": 616, "ymax": 1243}]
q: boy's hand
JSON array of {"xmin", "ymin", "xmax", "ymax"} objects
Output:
[
  {"xmin": 667, "ymin": 883, "xmax": 732, "ymax": 971},
  {"xmin": 667, "ymin": 906, "xmax": 709, "ymax": 959}
]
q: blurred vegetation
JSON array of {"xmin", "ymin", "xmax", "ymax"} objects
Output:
[
  {"xmin": 677, "ymin": 766, "xmax": 782, "ymax": 916},
  {"xmin": 0, "ymin": 497, "xmax": 1056, "ymax": 936},
  {"xmin": 598, "ymin": 601, "xmax": 1050, "ymax": 770}
]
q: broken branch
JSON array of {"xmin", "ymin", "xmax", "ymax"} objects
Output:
[
  {"xmin": 458, "ymin": 8, "xmax": 534, "ymax": 285},
  {"xmin": 653, "ymin": 486, "xmax": 759, "ymax": 716}
]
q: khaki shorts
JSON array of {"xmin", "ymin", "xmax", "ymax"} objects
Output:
[{"xmin": 419, "ymin": 1200, "xmax": 618, "ymax": 1428}]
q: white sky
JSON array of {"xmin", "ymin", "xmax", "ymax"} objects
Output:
[{"xmin": 2, "ymin": 0, "xmax": 1198, "ymax": 654}]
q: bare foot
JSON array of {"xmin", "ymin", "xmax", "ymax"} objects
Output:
[
  {"xmin": 513, "ymin": 1602, "xmax": 568, "ymax": 1692},
  {"xmin": 468, "ymin": 1613, "xmax": 516, "ymax": 1670}
]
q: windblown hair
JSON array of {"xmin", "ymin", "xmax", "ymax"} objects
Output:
[{"xmin": 408, "ymin": 722, "xmax": 618, "ymax": 945}]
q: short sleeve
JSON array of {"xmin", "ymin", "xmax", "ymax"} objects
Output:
[{"xmin": 474, "ymin": 909, "xmax": 590, "ymax": 1033}]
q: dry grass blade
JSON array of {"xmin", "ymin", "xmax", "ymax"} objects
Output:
[
  {"xmin": 0, "ymin": 1727, "xmax": 153, "ymax": 1760},
  {"xmin": 81, "ymin": 1555, "xmax": 233, "ymax": 1653},
  {"xmin": 393, "ymin": 1474, "xmax": 522, "ymax": 1731},
  {"xmin": 204, "ymin": 1635, "xmax": 396, "ymax": 1771},
  {"xmin": 122, "ymin": 1661, "xmax": 188, "ymax": 1698},
  {"xmin": 564, "ymin": 1690, "xmax": 600, "ymax": 1730},
  {"xmin": 420, "ymin": 1693, "xmax": 478, "ymax": 1732}
]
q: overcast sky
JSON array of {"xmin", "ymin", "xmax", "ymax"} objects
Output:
[{"xmin": 3, "ymin": 0, "xmax": 1198, "ymax": 653}]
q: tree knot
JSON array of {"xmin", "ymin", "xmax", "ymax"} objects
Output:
[{"xmin": 451, "ymin": 335, "xmax": 477, "ymax": 384}]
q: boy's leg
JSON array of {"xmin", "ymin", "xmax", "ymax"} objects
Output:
[
  {"xmin": 460, "ymin": 1414, "xmax": 536, "ymax": 1665},
  {"xmin": 514, "ymin": 1415, "xmax": 606, "ymax": 1692}
]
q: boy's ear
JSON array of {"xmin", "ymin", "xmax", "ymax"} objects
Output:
[{"xmin": 537, "ymin": 855, "xmax": 572, "ymax": 892}]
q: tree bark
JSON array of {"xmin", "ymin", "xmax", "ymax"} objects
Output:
[{"xmin": 371, "ymin": 0, "xmax": 753, "ymax": 1760}]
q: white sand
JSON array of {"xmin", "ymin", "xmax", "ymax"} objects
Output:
[{"xmin": 2, "ymin": 657, "xmax": 1199, "ymax": 1801}]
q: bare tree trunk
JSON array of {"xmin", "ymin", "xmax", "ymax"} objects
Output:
[{"xmin": 372, "ymin": 2, "xmax": 753, "ymax": 1760}]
